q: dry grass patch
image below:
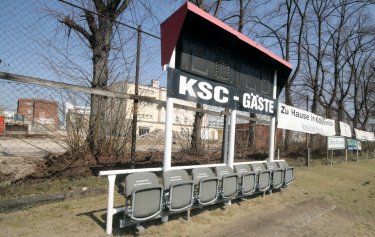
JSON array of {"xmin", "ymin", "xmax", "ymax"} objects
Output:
[{"xmin": 0, "ymin": 159, "xmax": 374, "ymax": 236}]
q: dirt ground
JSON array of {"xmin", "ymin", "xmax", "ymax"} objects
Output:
[{"xmin": 0, "ymin": 159, "xmax": 374, "ymax": 237}]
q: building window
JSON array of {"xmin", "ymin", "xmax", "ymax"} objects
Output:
[
  {"xmin": 27, "ymin": 109, "xmax": 32, "ymax": 115},
  {"xmin": 139, "ymin": 127, "xmax": 150, "ymax": 136}
]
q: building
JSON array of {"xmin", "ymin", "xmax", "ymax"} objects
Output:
[
  {"xmin": 62, "ymin": 80, "xmax": 220, "ymax": 140},
  {"xmin": 17, "ymin": 99, "xmax": 58, "ymax": 130},
  {"xmin": 235, "ymin": 123, "xmax": 283, "ymax": 152},
  {"xmin": 110, "ymin": 79, "xmax": 219, "ymax": 140},
  {"xmin": 64, "ymin": 102, "xmax": 90, "ymax": 132}
]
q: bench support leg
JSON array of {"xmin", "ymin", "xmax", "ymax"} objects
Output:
[
  {"xmin": 161, "ymin": 216, "xmax": 169, "ymax": 223},
  {"xmin": 106, "ymin": 175, "xmax": 116, "ymax": 235}
]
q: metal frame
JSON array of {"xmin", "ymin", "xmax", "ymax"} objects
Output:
[{"xmin": 99, "ymin": 159, "xmax": 289, "ymax": 235}]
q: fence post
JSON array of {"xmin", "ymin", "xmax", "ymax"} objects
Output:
[{"xmin": 130, "ymin": 25, "xmax": 142, "ymax": 168}]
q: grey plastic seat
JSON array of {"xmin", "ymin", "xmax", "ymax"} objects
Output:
[
  {"xmin": 276, "ymin": 160, "xmax": 295, "ymax": 185},
  {"xmin": 191, "ymin": 167, "xmax": 219, "ymax": 206},
  {"xmin": 265, "ymin": 162, "xmax": 284, "ymax": 189},
  {"xmin": 234, "ymin": 164, "xmax": 256, "ymax": 195},
  {"xmin": 215, "ymin": 166, "xmax": 239, "ymax": 199},
  {"xmin": 163, "ymin": 170, "xmax": 194, "ymax": 212},
  {"xmin": 124, "ymin": 172, "xmax": 163, "ymax": 221},
  {"xmin": 250, "ymin": 163, "xmax": 271, "ymax": 192}
]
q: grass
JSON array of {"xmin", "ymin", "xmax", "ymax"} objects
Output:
[
  {"xmin": 0, "ymin": 175, "xmax": 108, "ymax": 201},
  {"xmin": 0, "ymin": 159, "xmax": 374, "ymax": 237},
  {"xmin": 291, "ymin": 159, "xmax": 375, "ymax": 218}
]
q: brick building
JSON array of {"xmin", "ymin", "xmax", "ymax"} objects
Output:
[
  {"xmin": 17, "ymin": 99, "xmax": 58, "ymax": 130},
  {"xmin": 235, "ymin": 123, "xmax": 283, "ymax": 152}
]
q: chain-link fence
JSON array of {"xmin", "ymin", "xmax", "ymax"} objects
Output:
[{"xmin": 1, "ymin": 0, "xmax": 374, "ymax": 202}]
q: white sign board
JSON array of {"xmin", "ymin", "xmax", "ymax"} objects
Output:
[
  {"xmin": 327, "ymin": 136, "xmax": 346, "ymax": 150},
  {"xmin": 339, "ymin": 122, "xmax": 352, "ymax": 138},
  {"xmin": 357, "ymin": 141, "xmax": 362, "ymax": 150},
  {"xmin": 354, "ymin": 128, "xmax": 375, "ymax": 141},
  {"xmin": 277, "ymin": 103, "xmax": 336, "ymax": 136}
]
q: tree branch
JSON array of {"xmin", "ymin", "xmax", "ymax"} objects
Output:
[
  {"xmin": 59, "ymin": 16, "xmax": 92, "ymax": 44},
  {"xmin": 114, "ymin": 0, "xmax": 130, "ymax": 18},
  {"xmin": 84, "ymin": 10, "xmax": 97, "ymax": 36}
]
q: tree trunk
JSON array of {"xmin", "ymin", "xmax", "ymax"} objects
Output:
[
  {"xmin": 191, "ymin": 103, "xmax": 204, "ymax": 153},
  {"xmin": 87, "ymin": 20, "xmax": 112, "ymax": 161},
  {"xmin": 283, "ymin": 80, "xmax": 293, "ymax": 152}
]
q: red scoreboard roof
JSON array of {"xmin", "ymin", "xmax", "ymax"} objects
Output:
[{"xmin": 161, "ymin": 2, "xmax": 292, "ymax": 69}]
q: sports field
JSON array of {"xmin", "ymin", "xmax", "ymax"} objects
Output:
[{"xmin": 0, "ymin": 159, "xmax": 374, "ymax": 237}]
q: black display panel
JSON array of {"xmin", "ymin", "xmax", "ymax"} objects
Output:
[
  {"xmin": 177, "ymin": 35, "xmax": 274, "ymax": 98},
  {"xmin": 178, "ymin": 36, "xmax": 236, "ymax": 87}
]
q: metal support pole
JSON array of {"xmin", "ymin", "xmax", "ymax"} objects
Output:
[
  {"xmin": 163, "ymin": 98, "xmax": 173, "ymax": 171},
  {"xmin": 106, "ymin": 175, "xmax": 116, "ymax": 235},
  {"xmin": 356, "ymin": 149, "xmax": 359, "ymax": 161},
  {"xmin": 268, "ymin": 70, "xmax": 277, "ymax": 162},
  {"xmin": 163, "ymin": 48, "xmax": 176, "ymax": 172},
  {"xmin": 227, "ymin": 109, "xmax": 236, "ymax": 168},
  {"xmin": 345, "ymin": 149, "xmax": 347, "ymax": 163},
  {"xmin": 223, "ymin": 114, "xmax": 229, "ymax": 164},
  {"xmin": 161, "ymin": 49, "xmax": 176, "ymax": 224},
  {"xmin": 305, "ymin": 96, "xmax": 309, "ymax": 167},
  {"xmin": 307, "ymin": 148, "xmax": 310, "ymax": 167}
]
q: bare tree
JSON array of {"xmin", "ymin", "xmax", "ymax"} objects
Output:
[
  {"xmin": 252, "ymin": 0, "xmax": 309, "ymax": 151},
  {"xmin": 57, "ymin": 0, "xmax": 131, "ymax": 161},
  {"xmin": 321, "ymin": 1, "xmax": 373, "ymax": 131}
]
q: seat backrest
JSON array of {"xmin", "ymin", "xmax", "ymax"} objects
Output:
[
  {"xmin": 234, "ymin": 164, "xmax": 251, "ymax": 177},
  {"xmin": 276, "ymin": 160, "xmax": 289, "ymax": 169},
  {"xmin": 163, "ymin": 169, "xmax": 190, "ymax": 190},
  {"xmin": 192, "ymin": 167, "xmax": 218, "ymax": 205},
  {"xmin": 125, "ymin": 172, "xmax": 159, "ymax": 197},
  {"xmin": 215, "ymin": 166, "xmax": 234, "ymax": 179},
  {"xmin": 266, "ymin": 162, "xmax": 278, "ymax": 170},
  {"xmin": 163, "ymin": 169, "xmax": 194, "ymax": 212},
  {"xmin": 192, "ymin": 167, "xmax": 215, "ymax": 181},
  {"xmin": 250, "ymin": 163, "xmax": 266, "ymax": 172},
  {"xmin": 277, "ymin": 160, "xmax": 294, "ymax": 185}
]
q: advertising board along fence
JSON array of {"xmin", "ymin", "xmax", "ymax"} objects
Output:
[
  {"xmin": 327, "ymin": 136, "xmax": 346, "ymax": 165},
  {"xmin": 347, "ymin": 138, "xmax": 361, "ymax": 161}
]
